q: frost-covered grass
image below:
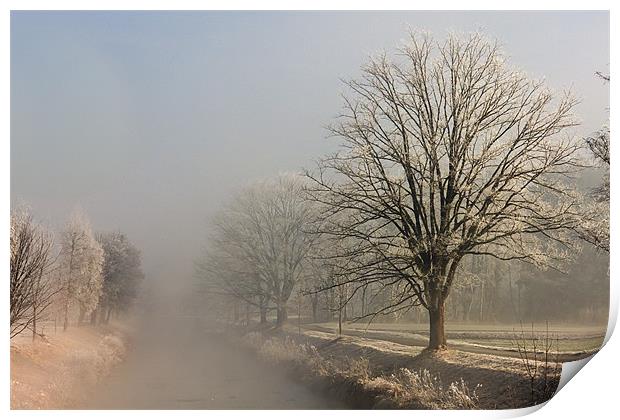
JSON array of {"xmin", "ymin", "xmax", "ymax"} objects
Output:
[
  {"xmin": 10, "ymin": 326, "xmax": 127, "ymax": 409},
  {"xmin": 366, "ymin": 369, "xmax": 481, "ymax": 409},
  {"xmin": 307, "ymin": 321, "xmax": 605, "ymax": 354},
  {"xmin": 241, "ymin": 331, "xmax": 481, "ymax": 409}
]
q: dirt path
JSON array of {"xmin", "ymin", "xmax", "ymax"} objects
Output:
[
  {"xmin": 78, "ymin": 312, "xmax": 346, "ymax": 409},
  {"xmin": 303, "ymin": 324, "xmax": 596, "ymax": 363}
]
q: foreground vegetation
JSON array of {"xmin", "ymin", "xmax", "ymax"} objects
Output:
[
  {"xmin": 10, "ymin": 322, "xmax": 127, "ymax": 409},
  {"xmin": 240, "ymin": 330, "xmax": 480, "ymax": 409},
  {"xmin": 230, "ymin": 321, "xmax": 561, "ymax": 409}
]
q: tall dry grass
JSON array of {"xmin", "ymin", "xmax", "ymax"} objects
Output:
[{"xmin": 241, "ymin": 332, "xmax": 480, "ymax": 409}]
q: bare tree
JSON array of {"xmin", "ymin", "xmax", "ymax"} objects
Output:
[
  {"xmin": 305, "ymin": 231, "xmax": 399, "ymax": 330},
  {"xmin": 10, "ymin": 208, "xmax": 57, "ymax": 339},
  {"xmin": 306, "ymin": 32, "xmax": 581, "ymax": 350},
  {"xmin": 30, "ymin": 265, "xmax": 62, "ymax": 341},
  {"xmin": 59, "ymin": 209, "xmax": 104, "ymax": 330},
  {"xmin": 197, "ymin": 200, "xmax": 275, "ymax": 324},
  {"xmin": 199, "ymin": 174, "xmax": 317, "ymax": 328},
  {"xmin": 575, "ymin": 73, "xmax": 609, "ymax": 253}
]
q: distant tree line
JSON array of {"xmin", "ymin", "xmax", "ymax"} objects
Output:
[
  {"xmin": 196, "ymin": 175, "xmax": 316, "ymax": 327},
  {"xmin": 196, "ymin": 32, "xmax": 609, "ymax": 351},
  {"xmin": 10, "ymin": 206, "xmax": 144, "ymax": 339}
]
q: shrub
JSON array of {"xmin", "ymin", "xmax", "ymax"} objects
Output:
[{"xmin": 381, "ymin": 368, "xmax": 480, "ymax": 409}]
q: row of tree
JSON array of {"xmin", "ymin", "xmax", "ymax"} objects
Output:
[
  {"xmin": 10, "ymin": 207, "xmax": 144, "ymax": 339},
  {"xmin": 197, "ymin": 31, "xmax": 609, "ymax": 350}
]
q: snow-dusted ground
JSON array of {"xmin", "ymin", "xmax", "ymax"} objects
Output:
[
  {"xmin": 304, "ymin": 321, "xmax": 604, "ymax": 362},
  {"xmin": 265, "ymin": 324, "xmax": 564, "ymax": 408},
  {"xmin": 10, "ymin": 324, "xmax": 126, "ymax": 409}
]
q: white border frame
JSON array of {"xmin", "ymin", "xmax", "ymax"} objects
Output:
[{"xmin": 2, "ymin": 2, "xmax": 616, "ymax": 419}]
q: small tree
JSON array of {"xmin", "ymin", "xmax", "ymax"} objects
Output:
[
  {"xmin": 10, "ymin": 208, "xmax": 56, "ymax": 338},
  {"xmin": 307, "ymin": 31, "xmax": 581, "ymax": 350},
  {"xmin": 95, "ymin": 232, "xmax": 144, "ymax": 324},
  {"xmin": 199, "ymin": 174, "xmax": 317, "ymax": 328},
  {"xmin": 198, "ymin": 199, "xmax": 275, "ymax": 325},
  {"xmin": 59, "ymin": 209, "xmax": 104, "ymax": 330}
]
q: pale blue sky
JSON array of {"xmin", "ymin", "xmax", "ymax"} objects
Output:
[{"xmin": 11, "ymin": 11, "xmax": 610, "ymax": 288}]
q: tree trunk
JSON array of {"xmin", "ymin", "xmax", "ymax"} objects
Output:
[
  {"xmin": 328, "ymin": 289, "xmax": 335, "ymax": 321},
  {"xmin": 233, "ymin": 302, "xmax": 239, "ymax": 323},
  {"xmin": 105, "ymin": 306, "xmax": 112, "ymax": 324},
  {"xmin": 337, "ymin": 285, "xmax": 344, "ymax": 336},
  {"xmin": 259, "ymin": 306, "xmax": 267, "ymax": 324},
  {"xmin": 479, "ymin": 279, "xmax": 485, "ymax": 322},
  {"xmin": 361, "ymin": 285, "xmax": 367, "ymax": 318},
  {"xmin": 311, "ymin": 294, "xmax": 318, "ymax": 323},
  {"xmin": 517, "ymin": 284, "xmax": 522, "ymax": 321},
  {"xmin": 428, "ymin": 299, "xmax": 447, "ymax": 350},
  {"xmin": 90, "ymin": 307, "xmax": 99, "ymax": 325},
  {"xmin": 63, "ymin": 299, "xmax": 69, "ymax": 331},
  {"xmin": 297, "ymin": 298, "xmax": 301, "ymax": 335},
  {"xmin": 78, "ymin": 306, "xmax": 86, "ymax": 325},
  {"xmin": 465, "ymin": 285, "xmax": 474, "ymax": 321},
  {"xmin": 98, "ymin": 307, "xmax": 106, "ymax": 324},
  {"xmin": 275, "ymin": 306, "xmax": 287, "ymax": 328},
  {"xmin": 64, "ymin": 247, "xmax": 75, "ymax": 332},
  {"xmin": 33, "ymin": 270, "xmax": 42, "ymax": 342},
  {"xmin": 32, "ymin": 303, "xmax": 37, "ymax": 342}
]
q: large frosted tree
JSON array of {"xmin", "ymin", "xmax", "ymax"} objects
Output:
[
  {"xmin": 307, "ymin": 32, "xmax": 581, "ymax": 350},
  {"xmin": 576, "ymin": 73, "xmax": 610, "ymax": 253},
  {"xmin": 59, "ymin": 209, "xmax": 104, "ymax": 330}
]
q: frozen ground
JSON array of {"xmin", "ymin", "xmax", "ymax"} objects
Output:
[
  {"xmin": 10, "ymin": 324, "xmax": 125, "ymax": 409},
  {"xmin": 303, "ymin": 321, "xmax": 605, "ymax": 362},
  {"xmin": 268, "ymin": 325, "xmax": 562, "ymax": 408}
]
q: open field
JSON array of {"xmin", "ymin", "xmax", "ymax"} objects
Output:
[{"xmin": 302, "ymin": 321, "xmax": 606, "ymax": 362}]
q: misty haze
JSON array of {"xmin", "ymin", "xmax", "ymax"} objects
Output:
[{"xmin": 10, "ymin": 10, "xmax": 609, "ymax": 410}]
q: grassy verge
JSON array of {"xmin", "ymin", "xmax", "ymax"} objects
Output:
[
  {"xmin": 238, "ymin": 329, "xmax": 481, "ymax": 409},
  {"xmin": 10, "ymin": 324, "xmax": 127, "ymax": 409}
]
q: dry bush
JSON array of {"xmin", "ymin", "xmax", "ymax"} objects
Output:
[
  {"xmin": 340, "ymin": 357, "xmax": 371, "ymax": 380},
  {"xmin": 258, "ymin": 336, "xmax": 303, "ymax": 363},
  {"xmin": 512, "ymin": 322, "xmax": 562, "ymax": 405},
  {"xmin": 368, "ymin": 368, "xmax": 480, "ymax": 409}
]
